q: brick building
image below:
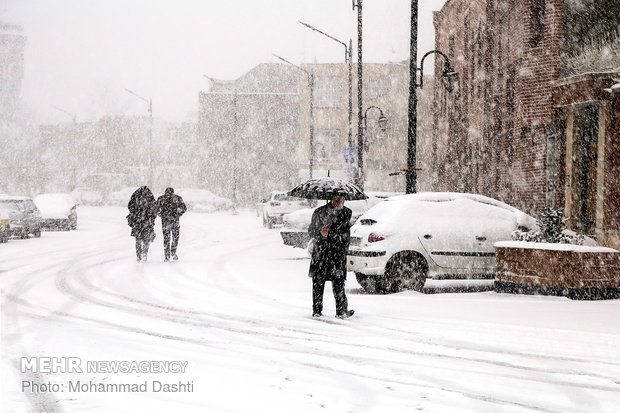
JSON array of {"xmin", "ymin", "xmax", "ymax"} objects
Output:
[{"xmin": 432, "ymin": 0, "xmax": 620, "ymax": 248}]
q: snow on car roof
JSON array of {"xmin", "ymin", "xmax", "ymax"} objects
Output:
[
  {"xmin": 358, "ymin": 192, "xmax": 535, "ymax": 231},
  {"xmin": 34, "ymin": 193, "xmax": 76, "ymax": 218}
]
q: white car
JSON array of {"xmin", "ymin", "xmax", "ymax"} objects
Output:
[
  {"xmin": 280, "ymin": 194, "xmax": 388, "ymax": 248},
  {"xmin": 34, "ymin": 193, "xmax": 79, "ymax": 231},
  {"xmin": 107, "ymin": 187, "xmax": 139, "ymax": 206},
  {"xmin": 176, "ymin": 188, "xmax": 233, "ymax": 213},
  {"xmin": 347, "ymin": 192, "xmax": 538, "ymax": 294},
  {"xmin": 263, "ymin": 192, "xmax": 311, "ymax": 228},
  {"xmin": 71, "ymin": 187, "xmax": 103, "ymax": 206}
]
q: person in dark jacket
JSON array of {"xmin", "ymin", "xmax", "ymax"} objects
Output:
[
  {"xmin": 127, "ymin": 186, "xmax": 158, "ymax": 262},
  {"xmin": 308, "ymin": 194, "xmax": 355, "ymax": 319},
  {"xmin": 157, "ymin": 187, "xmax": 187, "ymax": 261}
]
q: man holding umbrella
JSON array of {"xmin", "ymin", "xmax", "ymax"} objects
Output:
[{"xmin": 289, "ymin": 177, "xmax": 364, "ymax": 319}]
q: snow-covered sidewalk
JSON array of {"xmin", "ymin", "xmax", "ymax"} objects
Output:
[{"xmin": 2, "ymin": 206, "xmax": 620, "ymax": 412}]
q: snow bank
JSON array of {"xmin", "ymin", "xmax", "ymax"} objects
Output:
[{"xmin": 494, "ymin": 240, "xmax": 619, "ymax": 253}]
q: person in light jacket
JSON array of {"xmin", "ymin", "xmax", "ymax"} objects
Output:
[{"xmin": 307, "ymin": 194, "xmax": 355, "ymax": 319}]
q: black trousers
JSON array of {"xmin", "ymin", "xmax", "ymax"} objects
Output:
[
  {"xmin": 135, "ymin": 238, "xmax": 150, "ymax": 260},
  {"xmin": 162, "ymin": 220, "xmax": 180, "ymax": 258},
  {"xmin": 312, "ymin": 276, "xmax": 348, "ymax": 316}
]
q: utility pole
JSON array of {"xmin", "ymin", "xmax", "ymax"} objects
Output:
[
  {"xmin": 407, "ymin": 0, "xmax": 418, "ymax": 194},
  {"xmin": 353, "ymin": 0, "xmax": 364, "ymax": 190}
]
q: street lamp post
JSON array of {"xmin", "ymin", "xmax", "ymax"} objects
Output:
[
  {"xmin": 299, "ymin": 21, "xmax": 353, "ymax": 148},
  {"xmin": 352, "ymin": 0, "xmax": 363, "ymax": 190},
  {"xmin": 125, "ymin": 88, "xmax": 154, "ymax": 188},
  {"xmin": 407, "ymin": 1, "xmax": 458, "ymax": 194},
  {"xmin": 273, "ymin": 54, "xmax": 315, "ymax": 179}
]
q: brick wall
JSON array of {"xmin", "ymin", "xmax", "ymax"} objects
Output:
[{"xmin": 433, "ymin": 0, "xmax": 565, "ymax": 216}]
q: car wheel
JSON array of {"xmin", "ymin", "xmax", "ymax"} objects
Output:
[
  {"xmin": 266, "ymin": 216, "xmax": 273, "ymax": 229},
  {"xmin": 33, "ymin": 228, "xmax": 42, "ymax": 238},
  {"xmin": 385, "ymin": 252, "xmax": 428, "ymax": 293},
  {"xmin": 355, "ymin": 273, "xmax": 371, "ymax": 292},
  {"xmin": 375, "ymin": 275, "xmax": 399, "ymax": 294}
]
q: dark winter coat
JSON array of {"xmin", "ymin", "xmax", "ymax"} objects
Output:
[
  {"xmin": 157, "ymin": 192, "xmax": 187, "ymax": 224},
  {"xmin": 127, "ymin": 186, "xmax": 158, "ymax": 241},
  {"xmin": 308, "ymin": 202, "xmax": 352, "ymax": 281}
]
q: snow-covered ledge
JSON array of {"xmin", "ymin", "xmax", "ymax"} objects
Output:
[{"xmin": 494, "ymin": 241, "xmax": 620, "ymax": 300}]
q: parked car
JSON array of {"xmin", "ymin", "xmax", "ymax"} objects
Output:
[
  {"xmin": 347, "ymin": 192, "xmax": 539, "ymax": 294},
  {"xmin": 176, "ymin": 188, "xmax": 233, "ymax": 213},
  {"xmin": 71, "ymin": 187, "xmax": 103, "ymax": 206},
  {"xmin": 107, "ymin": 186, "xmax": 138, "ymax": 206},
  {"xmin": 0, "ymin": 205, "xmax": 9, "ymax": 243},
  {"xmin": 0, "ymin": 196, "xmax": 42, "ymax": 238},
  {"xmin": 279, "ymin": 193, "xmax": 390, "ymax": 249},
  {"xmin": 33, "ymin": 193, "xmax": 78, "ymax": 231},
  {"xmin": 262, "ymin": 191, "xmax": 311, "ymax": 228}
]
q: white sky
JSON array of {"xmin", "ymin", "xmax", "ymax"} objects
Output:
[{"xmin": 3, "ymin": 0, "xmax": 448, "ymax": 123}]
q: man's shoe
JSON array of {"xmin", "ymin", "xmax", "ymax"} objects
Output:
[
  {"xmin": 336, "ymin": 309, "xmax": 355, "ymax": 319},
  {"xmin": 164, "ymin": 257, "xmax": 170, "ymax": 262},
  {"xmin": 312, "ymin": 313, "xmax": 322, "ymax": 318},
  {"xmin": 172, "ymin": 253, "xmax": 178, "ymax": 261}
]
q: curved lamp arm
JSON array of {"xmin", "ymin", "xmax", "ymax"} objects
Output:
[{"xmin": 417, "ymin": 50, "xmax": 458, "ymax": 92}]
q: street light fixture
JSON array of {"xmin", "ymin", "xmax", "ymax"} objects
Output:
[
  {"xmin": 51, "ymin": 105, "xmax": 76, "ymax": 123},
  {"xmin": 273, "ymin": 53, "xmax": 315, "ymax": 179},
  {"xmin": 406, "ymin": 1, "xmax": 458, "ymax": 194},
  {"xmin": 416, "ymin": 50, "xmax": 459, "ymax": 92},
  {"xmin": 125, "ymin": 88, "xmax": 154, "ymax": 188},
  {"xmin": 362, "ymin": 105, "xmax": 387, "ymax": 152},
  {"xmin": 299, "ymin": 20, "xmax": 353, "ymax": 148}
]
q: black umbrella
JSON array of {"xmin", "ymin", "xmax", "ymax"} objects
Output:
[{"xmin": 287, "ymin": 177, "xmax": 368, "ymax": 201}]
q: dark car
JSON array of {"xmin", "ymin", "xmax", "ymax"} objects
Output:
[{"xmin": 0, "ymin": 196, "xmax": 42, "ymax": 238}]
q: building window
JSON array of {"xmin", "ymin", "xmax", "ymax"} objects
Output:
[
  {"xmin": 313, "ymin": 76, "xmax": 340, "ymax": 108},
  {"xmin": 369, "ymin": 75, "xmax": 391, "ymax": 98},
  {"xmin": 530, "ymin": 0, "xmax": 545, "ymax": 47},
  {"xmin": 315, "ymin": 129, "xmax": 341, "ymax": 161}
]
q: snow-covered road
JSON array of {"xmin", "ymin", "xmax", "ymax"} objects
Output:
[{"xmin": 2, "ymin": 207, "xmax": 620, "ymax": 412}]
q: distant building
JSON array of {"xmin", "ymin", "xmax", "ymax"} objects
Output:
[
  {"xmin": 198, "ymin": 63, "xmax": 300, "ymax": 206},
  {"xmin": 38, "ymin": 116, "xmax": 152, "ymax": 195},
  {"xmin": 0, "ymin": 21, "xmax": 25, "ymax": 124},
  {"xmin": 296, "ymin": 62, "xmax": 411, "ymax": 193},
  {"xmin": 433, "ymin": 0, "xmax": 620, "ymax": 248}
]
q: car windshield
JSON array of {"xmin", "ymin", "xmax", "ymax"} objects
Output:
[{"xmin": 0, "ymin": 200, "xmax": 25, "ymax": 212}]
